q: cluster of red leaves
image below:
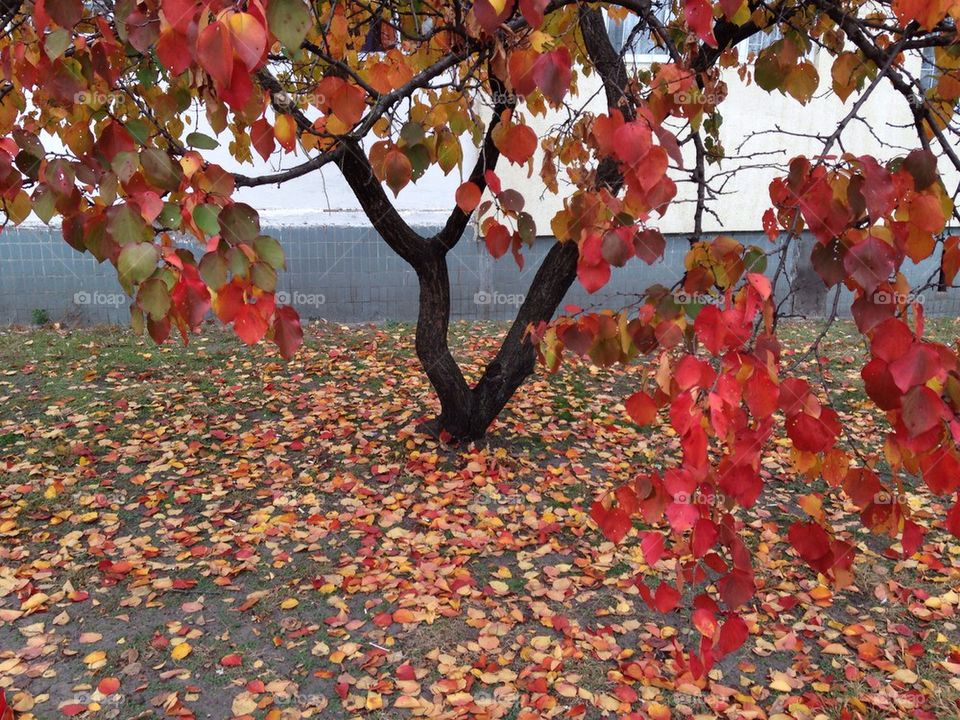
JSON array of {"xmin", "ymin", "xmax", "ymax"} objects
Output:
[{"xmin": 530, "ymin": 143, "xmax": 960, "ymax": 673}]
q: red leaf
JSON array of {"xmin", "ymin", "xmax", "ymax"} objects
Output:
[
  {"xmin": 843, "ymin": 236, "xmax": 896, "ymax": 293},
  {"xmin": 625, "ymin": 391, "xmax": 657, "ymax": 426},
  {"xmin": 900, "ymin": 385, "xmax": 947, "ymax": 436},
  {"xmin": 941, "ymin": 236, "xmax": 960, "ymax": 285},
  {"xmin": 484, "ymin": 169, "xmax": 502, "ymax": 194},
  {"xmin": 920, "ymin": 445, "xmax": 960, "ymax": 495},
  {"xmin": 719, "ymin": 465, "xmax": 763, "ymax": 508},
  {"xmin": 889, "ymin": 343, "xmax": 942, "ymax": 392},
  {"xmin": 692, "ymin": 607, "xmax": 718, "ymax": 636},
  {"xmin": 473, "ymin": 0, "xmax": 515, "ymax": 33},
  {"xmin": 197, "ymin": 20, "xmax": 233, "ymax": 88},
  {"xmin": 633, "ymin": 228, "xmax": 665, "ymax": 264},
  {"xmin": 519, "ymin": 0, "xmax": 548, "ymax": 26},
  {"xmin": 274, "ymin": 305, "xmax": 303, "ymax": 359},
  {"xmin": 857, "ymin": 156, "xmax": 896, "ymax": 220},
  {"xmin": 577, "ymin": 257, "xmax": 610, "ymax": 294},
  {"xmin": 590, "ymin": 500, "xmax": 632, "ymax": 544},
  {"xmin": 716, "ymin": 614, "xmax": 748, "ymax": 656},
  {"xmin": 97, "ymin": 677, "xmax": 120, "ymax": 695},
  {"xmin": 161, "ymin": 0, "xmax": 197, "ymax": 33},
  {"xmin": 156, "ymin": 29, "xmax": 192, "ymax": 75},
  {"xmin": 717, "ymin": 568, "xmax": 754, "ymax": 608},
  {"xmin": 220, "ymin": 653, "xmax": 243, "ymax": 667},
  {"xmin": 901, "ymin": 520, "xmax": 925, "ymax": 558},
  {"xmin": 861, "ymin": 358, "xmax": 901, "ymax": 410},
  {"xmin": 220, "ymin": 57, "xmax": 254, "ymax": 108},
  {"xmin": 694, "ymin": 304, "xmax": 725, "ymax": 355},
  {"xmin": 683, "ymin": 0, "xmax": 717, "ymax": 47},
  {"xmin": 946, "ymin": 500, "xmax": 960, "ymax": 539},
  {"xmin": 692, "ymin": 518, "xmax": 718, "ymax": 557},
  {"xmin": 485, "ymin": 222, "xmax": 511, "ymax": 259},
  {"xmin": 652, "ymin": 583, "xmax": 681, "ymax": 613},
  {"xmin": 383, "ymin": 149, "xmax": 412, "ymax": 196},
  {"xmin": 870, "ymin": 318, "xmax": 914, "ymax": 362},
  {"xmin": 235, "ymin": 303, "xmax": 269, "ymax": 345},
  {"xmin": 250, "ymin": 118, "xmax": 276, "ymax": 161},
  {"xmin": 788, "ymin": 521, "xmax": 832, "ymax": 570},
  {"xmin": 639, "ymin": 531, "xmax": 665, "ymax": 565},
  {"xmin": 532, "ymin": 48, "xmax": 572, "ymax": 105},
  {"xmin": 786, "ymin": 407, "xmax": 840, "ymax": 453},
  {"xmin": 746, "ymin": 272, "xmax": 771, "ymax": 300}
]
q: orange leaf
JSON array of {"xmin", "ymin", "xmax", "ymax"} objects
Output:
[{"xmin": 455, "ymin": 181, "xmax": 481, "ymax": 213}]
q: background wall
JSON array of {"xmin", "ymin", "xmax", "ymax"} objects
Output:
[{"xmin": 3, "ymin": 224, "xmax": 958, "ymax": 326}]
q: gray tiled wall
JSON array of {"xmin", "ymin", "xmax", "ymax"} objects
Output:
[{"xmin": 2, "ymin": 223, "xmax": 959, "ymax": 324}]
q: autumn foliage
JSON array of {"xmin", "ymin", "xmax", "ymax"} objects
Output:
[{"xmin": 1, "ymin": 0, "xmax": 960, "ymax": 677}]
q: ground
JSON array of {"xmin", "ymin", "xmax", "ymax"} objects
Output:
[{"xmin": 0, "ymin": 320, "xmax": 958, "ymax": 720}]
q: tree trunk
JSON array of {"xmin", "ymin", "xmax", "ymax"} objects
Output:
[{"xmin": 414, "ymin": 240, "xmax": 579, "ymax": 441}]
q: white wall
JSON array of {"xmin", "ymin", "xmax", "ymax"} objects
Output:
[{"xmin": 496, "ymin": 48, "xmax": 957, "ymax": 236}]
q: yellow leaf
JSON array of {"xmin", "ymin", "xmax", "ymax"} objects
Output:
[
  {"xmin": 232, "ymin": 692, "xmax": 258, "ymax": 715},
  {"xmin": 171, "ymin": 642, "xmax": 192, "ymax": 660},
  {"xmin": 280, "ymin": 598, "xmax": 299, "ymax": 609},
  {"xmin": 83, "ymin": 650, "xmax": 107, "ymax": 667},
  {"xmin": 21, "ymin": 593, "xmax": 49, "ymax": 611}
]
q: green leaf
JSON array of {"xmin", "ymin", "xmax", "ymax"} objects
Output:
[
  {"xmin": 228, "ymin": 247, "xmax": 251, "ymax": 277},
  {"xmin": 118, "ymin": 243, "xmax": 159, "ymax": 287},
  {"xmin": 140, "ymin": 148, "xmax": 183, "ymax": 192},
  {"xmin": 192, "ymin": 204, "xmax": 221, "ymax": 236},
  {"xmin": 44, "ymin": 28, "xmax": 71, "ymax": 60},
  {"xmin": 137, "ymin": 277, "xmax": 171, "ymax": 320},
  {"xmin": 107, "ymin": 203, "xmax": 150, "ymax": 245},
  {"xmin": 218, "ymin": 203, "xmax": 260, "ymax": 245},
  {"xmin": 186, "ymin": 132, "xmax": 220, "ymax": 150},
  {"xmin": 251, "ymin": 261, "xmax": 277, "ymax": 292},
  {"xmin": 754, "ymin": 51, "xmax": 781, "ymax": 93},
  {"xmin": 125, "ymin": 119, "xmax": 151, "ymax": 146},
  {"xmin": 266, "ymin": 0, "xmax": 311, "ymax": 53},
  {"xmin": 157, "ymin": 202, "xmax": 182, "ymax": 229},
  {"xmin": 199, "ymin": 252, "xmax": 229, "ymax": 290},
  {"xmin": 253, "ymin": 235, "xmax": 285, "ymax": 270}
]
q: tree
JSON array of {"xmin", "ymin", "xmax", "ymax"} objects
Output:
[{"xmin": 1, "ymin": 0, "xmax": 960, "ymax": 672}]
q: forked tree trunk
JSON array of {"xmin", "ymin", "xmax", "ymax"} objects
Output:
[
  {"xmin": 336, "ymin": 7, "xmax": 627, "ymax": 440},
  {"xmin": 409, "ymin": 7, "xmax": 628, "ymax": 440},
  {"xmin": 414, "ymin": 241, "xmax": 579, "ymax": 440}
]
